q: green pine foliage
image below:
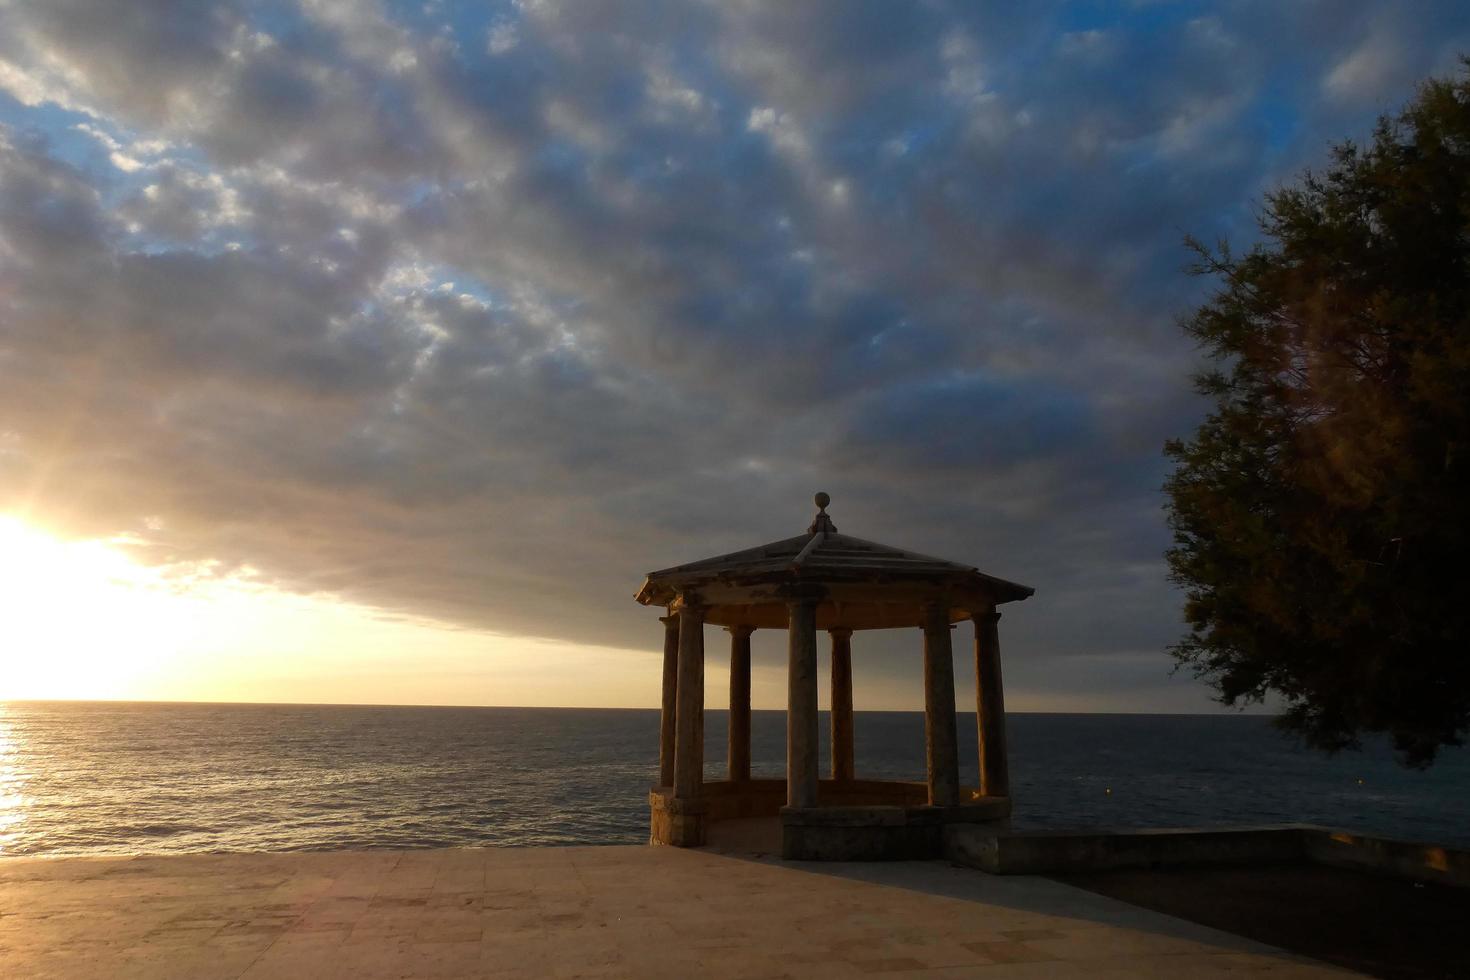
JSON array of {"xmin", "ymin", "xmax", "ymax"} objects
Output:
[{"xmin": 1164, "ymin": 63, "xmax": 1470, "ymax": 767}]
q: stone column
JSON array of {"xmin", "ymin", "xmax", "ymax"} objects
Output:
[
  {"xmin": 658, "ymin": 613, "xmax": 679, "ymax": 788},
  {"xmin": 673, "ymin": 603, "xmax": 706, "ymax": 801},
  {"xmin": 974, "ymin": 606, "xmax": 1010, "ymax": 799},
  {"xmin": 829, "ymin": 628, "xmax": 854, "ymax": 782},
  {"xmin": 786, "ymin": 600, "xmax": 819, "ymax": 808},
  {"xmin": 922, "ymin": 602, "xmax": 960, "ymax": 807},
  {"xmin": 727, "ymin": 625, "xmax": 754, "ymax": 781}
]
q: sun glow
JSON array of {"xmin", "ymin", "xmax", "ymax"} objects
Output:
[
  {"xmin": 0, "ymin": 516, "xmax": 200, "ymax": 699},
  {"xmin": 0, "ymin": 515, "xmax": 666, "ymax": 707}
]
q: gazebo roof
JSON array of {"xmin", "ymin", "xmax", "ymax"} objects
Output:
[{"xmin": 634, "ymin": 494, "xmax": 1033, "ymax": 630}]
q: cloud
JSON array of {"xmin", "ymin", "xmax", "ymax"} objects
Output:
[
  {"xmin": 1, "ymin": 0, "xmax": 1468, "ymax": 700},
  {"xmin": 1324, "ymin": 33, "xmax": 1405, "ymax": 103}
]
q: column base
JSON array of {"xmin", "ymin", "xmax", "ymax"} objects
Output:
[{"xmin": 648, "ymin": 789, "xmax": 708, "ymax": 847}]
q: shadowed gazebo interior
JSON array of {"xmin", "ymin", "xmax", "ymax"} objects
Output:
[{"xmin": 636, "ymin": 493, "xmax": 1034, "ymax": 860}]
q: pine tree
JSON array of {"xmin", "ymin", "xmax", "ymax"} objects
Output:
[{"xmin": 1165, "ymin": 63, "xmax": 1470, "ymax": 767}]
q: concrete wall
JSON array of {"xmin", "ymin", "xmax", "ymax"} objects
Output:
[
  {"xmin": 1306, "ymin": 829, "xmax": 1470, "ymax": 888},
  {"xmin": 781, "ymin": 797, "xmax": 1011, "ymax": 861},
  {"xmin": 782, "ymin": 806, "xmax": 940, "ymax": 861},
  {"xmin": 945, "ymin": 825, "xmax": 1309, "ymax": 875},
  {"xmin": 944, "ymin": 824, "xmax": 1470, "ymax": 889}
]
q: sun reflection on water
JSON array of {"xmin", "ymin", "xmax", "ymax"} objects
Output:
[{"xmin": 0, "ymin": 703, "xmax": 30, "ymax": 854}]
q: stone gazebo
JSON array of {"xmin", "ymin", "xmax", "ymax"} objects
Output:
[{"xmin": 636, "ymin": 493, "xmax": 1034, "ymax": 860}]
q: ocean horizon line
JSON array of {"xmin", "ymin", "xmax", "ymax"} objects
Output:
[{"xmin": 1, "ymin": 697, "xmax": 1278, "ymax": 718}]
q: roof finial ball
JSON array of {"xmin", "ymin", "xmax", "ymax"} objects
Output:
[{"xmin": 809, "ymin": 491, "xmax": 837, "ymax": 534}]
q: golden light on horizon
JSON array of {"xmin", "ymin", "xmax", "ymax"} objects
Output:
[
  {"xmin": 0, "ymin": 706, "xmax": 21, "ymax": 854},
  {"xmin": 0, "ymin": 516, "xmax": 1080, "ymax": 713},
  {"xmin": 0, "ymin": 514, "xmax": 670, "ymax": 708}
]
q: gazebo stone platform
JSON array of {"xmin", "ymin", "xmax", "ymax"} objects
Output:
[{"xmin": 636, "ymin": 493, "xmax": 1033, "ymax": 860}]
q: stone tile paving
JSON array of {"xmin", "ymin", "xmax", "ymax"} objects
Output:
[{"xmin": 0, "ymin": 846, "xmax": 1359, "ymax": 978}]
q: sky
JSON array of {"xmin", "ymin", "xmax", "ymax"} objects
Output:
[{"xmin": 1, "ymin": 1, "xmax": 1468, "ymax": 711}]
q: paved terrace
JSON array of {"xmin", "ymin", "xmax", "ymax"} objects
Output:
[{"xmin": 0, "ymin": 845, "xmax": 1355, "ymax": 979}]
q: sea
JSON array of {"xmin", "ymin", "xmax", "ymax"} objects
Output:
[{"xmin": 2, "ymin": 701, "xmax": 1467, "ymax": 857}]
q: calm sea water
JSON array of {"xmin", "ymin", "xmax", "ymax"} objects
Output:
[{"xmin": 2, "ymin": 701, "xmax": 1467, "ymax": 857}]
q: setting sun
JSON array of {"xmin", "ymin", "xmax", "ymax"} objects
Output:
[{"xmin": 0, "ymin": 517, "xmax": 192, "ymax": 700}]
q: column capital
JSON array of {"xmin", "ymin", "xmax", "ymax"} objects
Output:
[
  {"xmin": 724, "ymin": 624, "xmax": 756, "ymax": 637},
  {"xmin": 659, "ymin": 614, "xmax": 677, "ymax": 625},
  {"xmin": 921, "ymin": 600, "xmax": 953, "ymax": 634},
  {"xmin": 973, "ymin": 609, "xmax": 1002, "ymax": 625},
  {"xmin": 673, "ymin": 595, "xmax": 708, "ymax": 616},
  {"xmin": 827, "ymin": 626, "xmax": 853, "ymax": 640}
]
